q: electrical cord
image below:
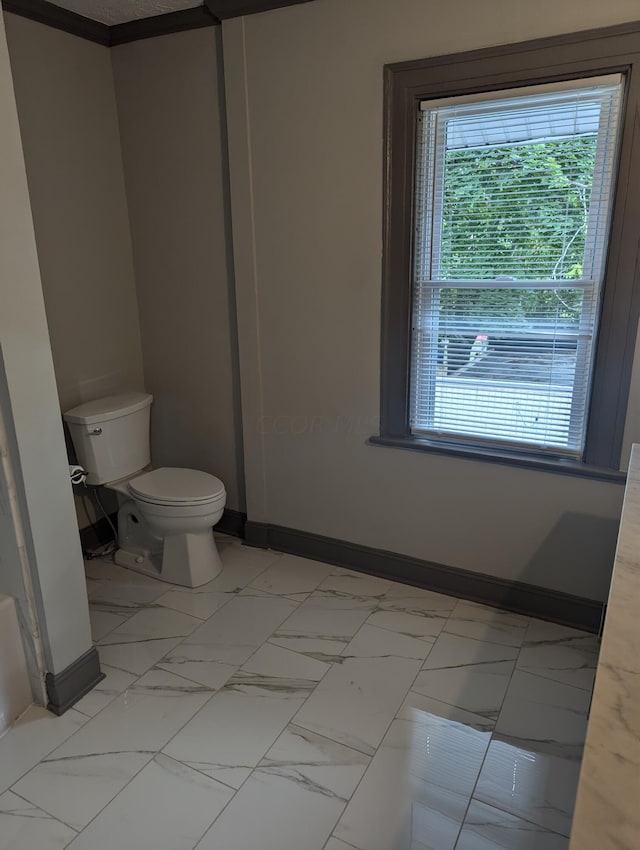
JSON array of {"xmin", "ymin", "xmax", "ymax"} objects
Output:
[
  {"xmin": 81, "ymin": 490, "xmax": 105, "ymax": 555},
  {"xmin": 92, "ymin": 485, "xmax": 118, "ymax": 547}
]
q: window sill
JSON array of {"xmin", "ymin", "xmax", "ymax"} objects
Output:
[{"xmin": 367, "ymin": 434, "xmax": 627, "ymax": 483}]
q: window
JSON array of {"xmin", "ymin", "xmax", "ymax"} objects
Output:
[
  {"xmin": 376, "ymin": 24, "xmax": 640, "ymax": 476},
  {"xmin": 411, "ymin": 78, "xmax": 623, "ymax": 456}
]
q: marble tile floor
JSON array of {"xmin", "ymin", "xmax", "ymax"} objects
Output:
[{"xmin": 0, "ymin": 535, "xmax": 599, "ymax": 850}]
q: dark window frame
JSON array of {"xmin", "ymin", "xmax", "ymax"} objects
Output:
[{"xmin": 374, "ymin": 21, "xmax": 640, "ymax": 480}]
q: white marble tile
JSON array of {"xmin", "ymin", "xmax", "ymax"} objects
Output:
[
  {"xmin": 444, "ymin": 601, "xmax": 529, "ymax": 647},
  {"xmin": 268, "ymin": 634, "xmax": 348, "ymax": 664},
  {"xmin": 3, "ymin": 555, "xmax": 597, "ymax": 849},
  {"xmin": 227, "ymin": 642, "xmax": 330, "ymax": 694},
  {"xmin": 87, "ymin": 582, "xmax": 167, "ymax": 617},
  {"xmin": 380, "ymin": 585, "xmax": 458, "ymax": 614},
  {"xmin": 456, "ymin": 800, "xmax": 569, "ymax": 849},
  {"xmin": 97, "ymin": 606, "xmax": 202, "ymax": 675},
  {"xmin": 84, "ymin": 559, "xmax": 160, "ymax": 585},
  {"xmin": 84, "ymin": 576, "xmax": 102, "ymax": 599},
  {"xmin": 412, "ymin": 633, "xmax": 517, "ymax": 722},
  {"xmin": 495, "ymin": 671, "xmax": 590, "ymax": 758},
  {"xmin": 474, "ymin": 738, "xmax": 581, "ymax": 837},
  {"xmin": 293, "ymin": 653, "xmax": 423, "ymax": 755},
  {"xmin": 334, "ymin": 711, "xmax": 491, "ymax": 850},
  {"xmin": 274, "ymin": 592, "xmax": 375, "ymax": 652},
  {"xmin": 163, "ymin": 685, "xmax": 307, "ymax": 789},
  {"xmin": 196, "ymin": 767, "xmax": 340, "ymax": 850},
  {"xmin": 85, "ymin": 560, "xmax": 167, "ymax": 615},
  {"xmin": 248, "ymin": 553, "xmax": 336, "ymax": 596},
  {"xmin": 50, "ymin": 669, "xmax": 214, "ymax": 759},
  {"xmin": 97, "ymin": 635, "xmax": 184, "ymax": 676},
  {"xmin": 344, "ymin": 623, "xmax": 434, "ymax": 660},
  {"xmin": 368, "ymin": 585, "xmax": 457, "ymax": 643},
  {"xmin": 72, "ymin": 664, "xmax": 137, "ymax": 717},
  {"xmin": 156, "ymin": 647, "xmax": 238, "ymax": 690},
  {"xmin": 318, "ymin": 571, "xmax": 392, "ymax": 599},
  {"xmin": 0, "ymin": 790, "xmax": 77, "ymax": 850},
  {"xmin": 66, "ymin": 754, "xmax": 234, "ymax": 850},
  {"xmin": 238, "ymin": 585, "xmax": 291, "ymax": 598},
  {"xmin": 152, "ymin": 587, "xmax": 234, "ymax": 620},
  {"xmin": 284, "ymin": 590, "xmax": 313, "ymax": 602},
  {"xmin": 260, "ymin": 724, "xmax": 370, "ymax": 797},
  {"xmin": 101, "ymin": 605, "xmax": 203, "ymax": 642},
  {"xmin": 366, "ymin": 609, "xmax": 448, "ymax": 641},
  {"xmin": 177, "ymin": 593, "xmax": 299, "ymax": 667},
  {"xmin": 396, "ymin": 691, "xmax": 495, "ymax": 733},
  {"xmin": 0, "ymin": 706, "xmax": 87, "ymax": 795},
  {"xmin": 163, "ymin": 644, "xmax": 324, "ymax": 788},
  {"xmin": 164, "ymin": 644, "xmax": 329, "ymax": 788},
  {"xmin": 516, "ymin": 620, "xmax": 599, "ymax": 691},
  {"xmin": 214, "ymin": 542, "xmax": 282, "ymax": 588},
  {"xmin": 88, "ymin": 608, "xmax": 127, "ymax": 642},
  {"xmin": 196, "ymin": 725, "xmax": 368, "ymax": 850},
  {"xmin": 12, "ymin": 751, "xmax": 152, "ymax": 831}
]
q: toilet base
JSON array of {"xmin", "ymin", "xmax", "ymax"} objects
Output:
[
  {"xmin": 114, "ymin": 547, "xmax": 162, "ymax": 580},
  {"xmin": 160, "ymin": 530, "xmax": 223, "ymax": 587},
  {"xmin": 114, "ymin": 499, "xmax": 223, "ymax": 587},
  {"xmin": 115, "ymin": 530, "xmax": 223, "ymax": 587}
]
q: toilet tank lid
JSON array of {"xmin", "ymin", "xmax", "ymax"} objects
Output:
[{"xmin": 63, "ymin": 392, "xmax": 153, "ymax": 425}]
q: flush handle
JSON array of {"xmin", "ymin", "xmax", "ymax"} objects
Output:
[{"xmin": 89, "ymin": 427, "xmax": 102, "ymax": 436}]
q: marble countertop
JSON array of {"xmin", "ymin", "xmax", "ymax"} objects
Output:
[{"xmin": 569, "ymin": 445, "xmax": 640, "ymax": 849}]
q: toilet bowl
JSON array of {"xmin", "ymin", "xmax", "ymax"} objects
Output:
[
  {"xmin": 64, "ymin": 393, "xmax": 227, "ymax": 588},
  {"xmin": 110, "ymin": 467, "xmax": 226, "ymax": 587}
]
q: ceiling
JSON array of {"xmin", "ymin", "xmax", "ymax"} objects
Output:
[{"xmin": 42, "ymin": 0, "xmax": 200, "ymax": 25}]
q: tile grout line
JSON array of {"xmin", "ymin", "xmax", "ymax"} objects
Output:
[
  {"xmin": 310, "ymin": 613, "xmax": 461, "ymax": 846},
  {"xmin": 158, "ymin": 567, "xmax": 353, "ymax": 846},
  {"xmin": 8, "ymin": 658, "xmax": 220, "ymax": 845},
  {"xmin": 44, "ymin": 671, "xmax": 230, "ymax": 844},
  {"xmin": 187, "ymin": 572, "xmax": 410, "ymax": 839},
  {"xmin": 8, "ymin": 786, "xmax": 80, "ymax": 835},
  {"xmin": 450, "ymin": 612, "xmax": 533, "ymax": 849},
  {"xmin": 513, "ymin": 666, "xmax": 597, "ymax": 692},
  {"xmin": 93, "ymin": 543, "xmax": 284, "ymax": 675},
  {"xmin": 10, "ymin": 547, "xmax": 287, "ymax": 846},
  {"xmin": 1, "ymin": 707, "xmax": 91, "ymax": 801},
  {"xmin": 456, "ymin": 795, "xmax": 575, "ymax": 842},
  {"xmin": 281, "ymin": 586, "xmax": 466, "ymax": 764},
  {"xmin": 293, "ymin": 611, "xmax": 448, "ymax": 844},
  {"xmin": 150, "ymin": 753, "xmax": 244, "ymax": 850}
]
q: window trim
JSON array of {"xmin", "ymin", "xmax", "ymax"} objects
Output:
[{"xmin": 379, "ymin": 20, "xmax": 640, "ymax": 473}]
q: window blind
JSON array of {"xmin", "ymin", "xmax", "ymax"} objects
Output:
[{"xmin": 410, "ymin": 75, "xmax": 624, "ymax": 455}]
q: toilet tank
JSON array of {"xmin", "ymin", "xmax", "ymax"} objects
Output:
[{"xmin": 63, "ymin": 392, "xmax": 153, "ymax": 486}]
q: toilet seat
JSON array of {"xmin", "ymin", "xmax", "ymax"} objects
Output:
[{"xmin": 128, "ymin": 467, "xmax": 226, "ymax": 507}]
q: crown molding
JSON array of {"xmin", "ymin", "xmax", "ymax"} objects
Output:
[
  {"xmin": 2, "ymin": 0, "xmax": 110, "ymax": 45},
  {"xmin": 110, "ymin": 5, "xmax": 217, "ymax": 45},
  {"xmin": 2, "ymin": 0, "xmax": 320, "ymax": 45}
]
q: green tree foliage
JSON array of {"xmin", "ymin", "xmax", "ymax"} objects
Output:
[{"xmin": 437, "ymin": 136, "xmax": 596, "ymax": 326}]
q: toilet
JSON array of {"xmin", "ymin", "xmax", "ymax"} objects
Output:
[{"xmin": 64, "ymin": 392, "xmax": 226, "ymax": 587}]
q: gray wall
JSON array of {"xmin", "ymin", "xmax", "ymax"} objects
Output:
[
  {"xmin": 0, "ymin": 9, "xmax": 92, "ymax": 678},
  {"xmin": 112, "ymin": 29, "xmax": 244, "ymax": 512},
  {"xmin": 5, "ymin": 14, "xmax": 145, "ymax": 530},
  {"xmin": 222, "ymin": 0, "xmax": 640, "ymax": 602},
  {"xmin": 4, "ymin": 14, "xmax": 144, "ymax": 414}
]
